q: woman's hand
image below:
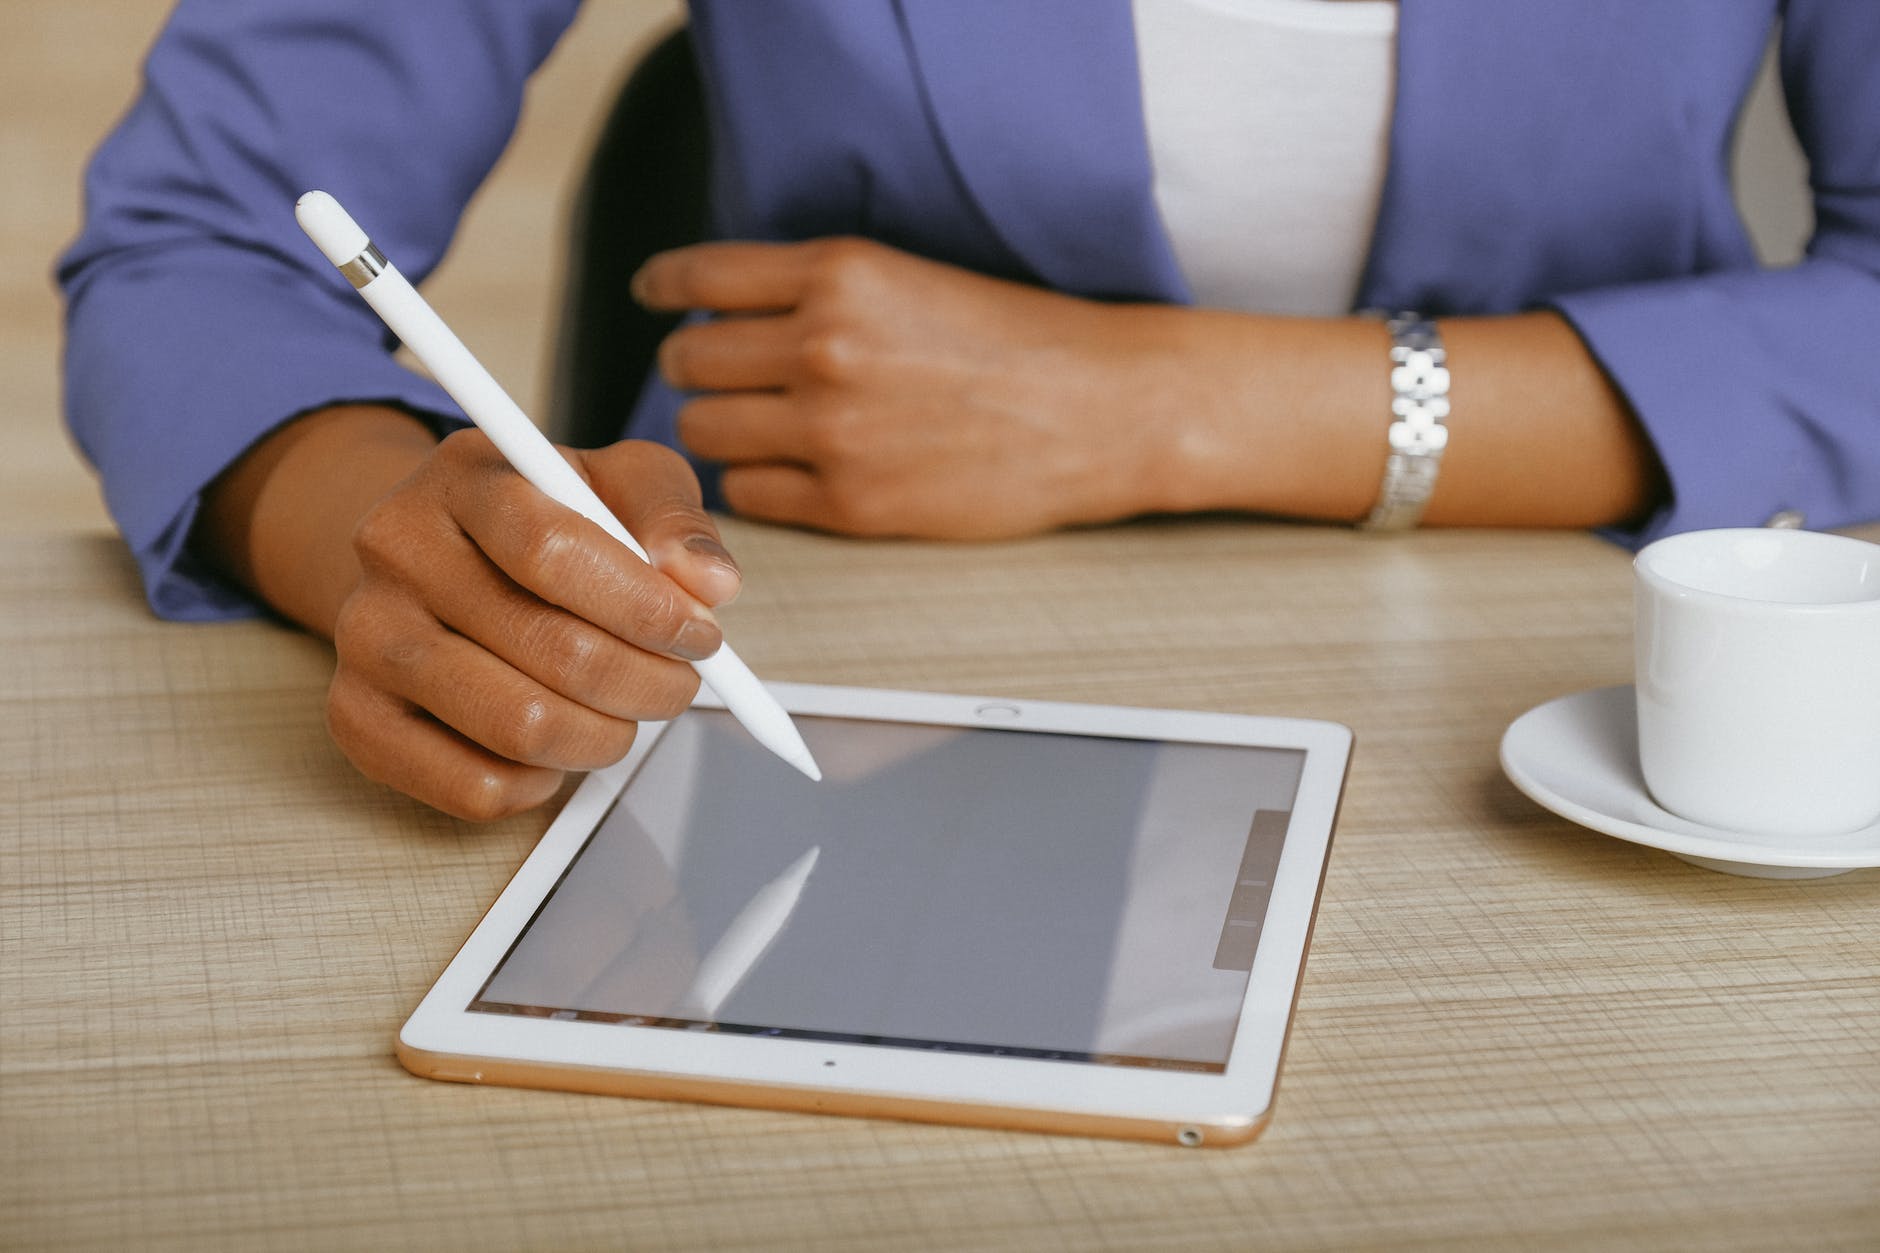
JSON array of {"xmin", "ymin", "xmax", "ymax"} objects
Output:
[
  {"xmin": 633, "ymin": 237, "xmax": 1178, "ymax": 539},
  {"xmin": 199, "ymin": 406, "xmax": 741, "ymax": 820}
]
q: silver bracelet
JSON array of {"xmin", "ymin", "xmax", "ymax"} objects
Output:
[{"xmin": 1359, "ymin": 313, "xmax": 1450, "ymax": 531}]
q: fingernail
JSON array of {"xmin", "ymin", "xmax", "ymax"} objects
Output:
[
  {"xmin": 630, "ymin": 266, "xmax": 651, "ymax": 304},
  {"xmin": 672, "ymin": 616, "xmax": 721, "ymax": 662},
  {"xmin": 685, "ymin": 533, "xmax": 739, "ymax": 571}
]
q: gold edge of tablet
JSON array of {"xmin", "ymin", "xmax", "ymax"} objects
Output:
[{"xmin": 393, "ymin": 1039, "xmax": 1270, "ymax": 1148}]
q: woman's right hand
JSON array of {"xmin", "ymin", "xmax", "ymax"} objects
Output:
[{"xmin": 199, "ymin": 405, "xmax": 742, "ymax": 820}]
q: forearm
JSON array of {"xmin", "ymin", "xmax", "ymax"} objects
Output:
[
  {"xmin": 196, "ymin": 405, "xmax": 439, "ymax": 638},
  {"xmin": 1124, "ymin": 307, "xmax": 1664, "ymax": 529},
  {"xmin": 56, "ymin": 2, "xmax": 588, "ymax": 620},
  {"xmin": 636, "ymin": 237, "xmax": 1667, "ymax": 538}
]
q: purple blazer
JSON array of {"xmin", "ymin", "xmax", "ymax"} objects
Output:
[{"xmin": 60, "ymin": 1, "xmax": 1880, "ymax": 620}]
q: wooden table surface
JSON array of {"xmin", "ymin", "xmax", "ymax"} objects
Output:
[{"xmin": 3, "ymin": 522, "xmax": 1875, "ymax": 1251}]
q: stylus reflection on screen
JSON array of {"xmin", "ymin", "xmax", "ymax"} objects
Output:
[{"xmin": 675, "ymin": 844, "xmax": 821, "ymax": 1018}]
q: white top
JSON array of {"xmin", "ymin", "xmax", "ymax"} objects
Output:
[{"xmin": 1132, "ymin": 0, "xmax": 1397, "ymax": 316}]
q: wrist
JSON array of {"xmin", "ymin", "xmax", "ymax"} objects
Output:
[
  {"xmin": 199, "ymin": 405, "xmax": 438, "ymax": 636},
  {"xmin": 1127, "ymin": 309, "xmax": 1389, "ymax": 521},
  {"xmin": 1020, "ymin": 300, "xmax": 1204, "ymax": 526},
  {"xmin": 1087, "ymin": 304, "xmax": 1206, "ymax": 520},
  {"xmin": 1357, "ymin": 313, "xmax": 1450, "ymax": 531}
]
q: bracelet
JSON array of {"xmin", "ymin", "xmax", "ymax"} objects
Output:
[{"xmin": 1359, "ymin": 313, "xmax": 1450, "ymax": 531}]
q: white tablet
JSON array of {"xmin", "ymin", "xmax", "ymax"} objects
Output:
[{"xmin": 399, "ymin": 684, "xmax": 1351, "ymax": 1147}]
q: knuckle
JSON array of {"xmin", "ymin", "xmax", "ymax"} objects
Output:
[
  {"xmin": 324, "ymin": 678, "xmax": 408, "ymax": 790},
  {"xmin": 632, "ymin": 439, "xmax": 693, "ymax": 481},
  {"xmin": 329, "ymin": 594, "xmax": 371, "ymax": 654},
  {"xmin": 349, "ymin": 501, "xmax": 408, "ymax": 571},
  {"xmin": 448, "ymin": 769, "xmax": 537, "ymax": 823},
  {"xmin": 619, "ymin": 573, "xmax": 692, "ymax": 646},
  {"xmin": 609, "ymin": 439, "xmax": 701, "ymax": 505},
  {"xmin": 798, "ymin": 329, "xmax": 862, "ymax": 385},
  {"xmin": 337, "ymin": 596, "xmax": 430, "ymax": 679},
  {"xmin": 638, "ymin": 491, "xmax": 712, "ymax": 543},
  {"xmin": 514, "ymin": 514, "xmax": 587, "ymax": 587},
  {"xmin": 375, "ymin": 623, "xmax": 429, "ymax": 676},
  {"xmin": 435, "ymin": 426, "xmax": 495, "ymax": 466},
  {"xmin": 523, "ymin": 612, "xmax": 603, "ymax": 692},
  {"xmin": 500, "ymin": 688, "xmax": 640, "ymax": 772},
  {"xmin": 324, "ymin": 669, "xmax": 557, "ymax": 822},
  {"xmin": 330, "ymin": 595, "xmax": 393, "ymax": 667},
  {"xmin": 323, "ymin": 673, "xmax": 370, "ymax": 756},
  {"xmin": 497, "ymin": 691, "xmax": 559, "ymax": 763}
]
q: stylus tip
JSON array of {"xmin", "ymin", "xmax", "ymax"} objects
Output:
[
  {"xmin": 751, "ymin": 711, "xmax": 822, "ymax": 782},
  {"xmin": 790, "ymin": 748, "xmax": 823, "ymax": 783}
]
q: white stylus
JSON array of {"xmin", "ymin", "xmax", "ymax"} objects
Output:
[{"xmin": 294, "ymin": 190, "xmax": 821, "ymax": 782}]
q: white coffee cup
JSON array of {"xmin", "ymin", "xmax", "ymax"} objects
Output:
[{"xmin": 1633, "ymin": 528, "xmax": 1880, "ymax": 837}]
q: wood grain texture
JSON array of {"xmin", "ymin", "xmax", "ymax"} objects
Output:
[{"xmin": 3, "ymin": 525, "xmax": 1876, "ymax": 1252}]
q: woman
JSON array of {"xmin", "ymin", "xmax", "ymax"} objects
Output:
[{"xmin": 59, "ymin": 1, "xmax": 1880, "ymax": 817}]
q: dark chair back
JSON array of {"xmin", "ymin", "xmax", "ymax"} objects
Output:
[{"xmin": 548, "ymin": 25, "xmax": 710, "ymax": 448}]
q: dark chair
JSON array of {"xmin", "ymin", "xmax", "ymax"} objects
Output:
[{"xmin": 548, "ymin": 24, "xmax": 710, "ymax": 448}]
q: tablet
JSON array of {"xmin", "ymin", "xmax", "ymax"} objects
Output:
[{"xmin": 398, "ymin": 684, "xmax": 1351, "ymax": 1147}]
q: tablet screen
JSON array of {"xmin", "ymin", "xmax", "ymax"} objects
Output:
[{"xmin": 470, "ymin": 711, "xmax": 1305, "ymax": 1073}]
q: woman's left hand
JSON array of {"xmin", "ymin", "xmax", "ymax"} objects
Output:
[{"xmin": 632, "ymin": 237, "xmax": 1175, "ymax": 539}]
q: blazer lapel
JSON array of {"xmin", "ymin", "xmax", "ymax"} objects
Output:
[{"xmin": 891, "ymin": 0, "xmax": 1192, "ymax": 302}]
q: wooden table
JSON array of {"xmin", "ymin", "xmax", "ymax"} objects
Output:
[{"xmin": 4, "ymin": 523, "xmax": 1875, "ymax": 1251}]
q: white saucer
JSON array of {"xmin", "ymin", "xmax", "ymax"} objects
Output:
[{"xmin": 1499, "ymin": 685, "xmax": 1880, "ymax": 879}]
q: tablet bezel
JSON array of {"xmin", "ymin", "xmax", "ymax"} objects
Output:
[{"xmin": 398, "ymin": 683, "xmax": 1351, "ymax": 1147}]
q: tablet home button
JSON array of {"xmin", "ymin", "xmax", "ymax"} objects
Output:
[{"xmin": 974, "ymin": 703, "xmax": 1022, "ymax": 721}]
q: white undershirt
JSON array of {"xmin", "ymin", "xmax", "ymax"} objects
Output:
[{"xmin": 1132, "ymin": 0, "xmax": 1397, "ymax": 316}]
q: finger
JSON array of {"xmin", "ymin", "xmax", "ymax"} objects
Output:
[
  {"xmin": 632, "ymin": 241, "xmax": 817, "ymax": 313},
  {"xmin": 352, "ymin": 469, "xmax": 703, "ymax": 706},
  {"xmin": 436, "ymin": 442, "xmax": 725, "ymax": 661},
  {"xmin": 657, "ymin": 314, "xmax": 802, "ymax": 392},
  {"xmin": 720, "ymin": 463, "xmax": 839, "ymax": 531},
  {"xmin": 345, "ymin": 601, "xmax": 658, "ymax": 772},
  {"xmin": 579, "ymin": 441, "xmax": 744, "ymax": 608},
  {"xmin": 676, "ymin": 393, "xmax": 808, "ymax": 464},
  {"xmin": 326, "ymin": 670, "xmax": 565, "ymax": 822},
  {"xmin": 421, "ymin": 559, "xmax": 704, "ymax": 720}
]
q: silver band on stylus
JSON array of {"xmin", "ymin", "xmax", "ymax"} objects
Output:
[{"xmin": 338, "ymin": 244, "xmax": 387, "ymax": 289}]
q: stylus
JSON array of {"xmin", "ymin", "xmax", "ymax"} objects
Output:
[
  {"xmin": 294, "ymin": 191, "xmax": 821, "ymax": 782},
  {"xmin": 678, "ymin": 844, "xmax": 821, "ymax": 1018}
]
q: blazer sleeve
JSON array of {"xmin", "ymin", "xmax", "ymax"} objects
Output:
[
  {"xmin": 57, "ymin": 0, "xmax": 583, "ymax": 620},
  {"xmin": 1551, "ymin": 0, "xmax": 1880, "ymax": 546}
]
